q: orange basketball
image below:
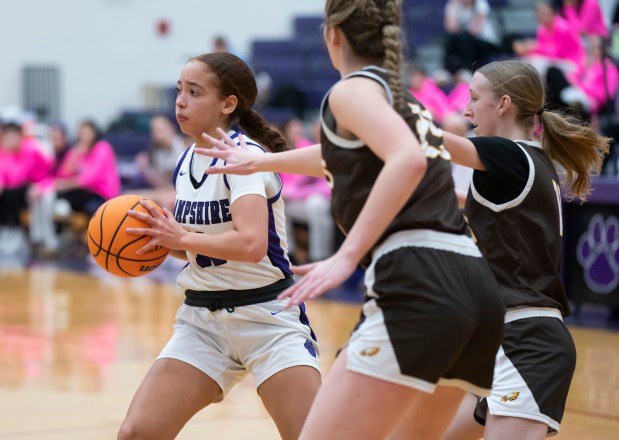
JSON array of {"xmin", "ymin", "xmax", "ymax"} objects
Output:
[{"xmin": 87, "ymin": 194, "xmax": 169, "ymax": 277}]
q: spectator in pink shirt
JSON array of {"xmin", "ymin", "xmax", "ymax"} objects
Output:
[
  {"xmin": 407, "ymin": 67, "xmax": 451, "ymax": 123},
  {"xmin": 0, "ymin": 122, "xmax": 51, "ymax": 256},
  {"xmin": 447, "ymin": 69, "xmax": 474, "ymax": 115},
  {"xmin": 560, "ymin": 0, "xmax": 608, "ymax": 37},
  {"xmin": 53, "ymin": 120, "xmax": 120, "ymax": 216},
  {"xmin": 514, "ymin": 1, "xmax": 585, "ymax": 74},
  {"xmin": 279, "ymin": 118, "xmax": 333, "ymax": 263},
  {"xmin": 28, "ymin": 122, "xmax": 72, "ymax": 255},
  {"xmin": 546, "ymin": 35, "xmax": 618, "ymax": 121},
  {"xmin": 27, "ymin": 120, "xmax": 120, "ymax": 256}
]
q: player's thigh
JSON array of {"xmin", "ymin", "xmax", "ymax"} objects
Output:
[
  {"xmin": 442, "ymin": 393, "xmax": 485, "ymax": 440},
  {"xmin": 387, "ymin": 385, "xmax": 466, "ymax": 440},
  {"xmin": 258, "ymin": 365, "xmax": 321, "ymax": 440},
  {"xmin": 298, "ymin": 350, "xmax": 422, "ymax": 440},
  {"xmin": 485, "ymin": 414, "xmax": 548, "ymax": 440},
  {"xmin": 118, "ymin": 358, "xmax": 221, "ymax": 440}
]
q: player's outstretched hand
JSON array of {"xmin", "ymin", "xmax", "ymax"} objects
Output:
[
  {"xmin": 277, "ymin": 255, "xmax": 358, "ymax": 308},
  {"xmin": 195, "ymin": 127, "xmax": 263, "ymax": 175},
  {"xmin": 126, "ymin": 200, "xmax": 186, "ymax": 254}
]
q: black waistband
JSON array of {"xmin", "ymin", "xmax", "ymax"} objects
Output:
[{"xmin": 184, "ymin": 277, "xmax": 295, "ymax": 312}]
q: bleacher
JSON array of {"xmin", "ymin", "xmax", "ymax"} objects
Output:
[
  {"xmin": 249, "ymin": 0, "xmax": 539, "ymax": 121},
  {"xmin": 106, "ymin": 0, "xmax": 541, "ymax": 158}
]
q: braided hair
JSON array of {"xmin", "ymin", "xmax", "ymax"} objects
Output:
[{"xmin": 325, "ymin": 0, "xmax": 406, "ymax": 111}]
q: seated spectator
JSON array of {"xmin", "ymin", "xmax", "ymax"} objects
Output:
[
  {"xmin": 27, "ymin": 120, "xmax": 120, "ymax": 256},
  {"xmin": 128, "ymin": 115, "xmax": 186, "ymax": 211},
  {"xmin": 408, "ymin": 67, "xmax": 452, "ymax": 123},
  {"xmin": 514, "ymin": 1, "xmax": 585, "ymax": 76},
  {"xmin": 560, "ymin": 0, "xmax": 608, "ymax": 38},
  {"xmin": 447, "ymin": 69, "xmax": 474, "ymax": 115},
  {"xmin": 546, "ymin": 35, "xmax": 618, "ymax": 121},
  {"xmin": 443, "ymin": 0, "xmax": 500, "ymax": 74},
  {"xmin": 0, "ymin": 121, "xmax": 51, "ymax": 256},
  {"xmin": 28, "ymin": 122, "xmax": 72, "ymax": 254},
  {"xmin": 54, "ymin": 120, "xmax": 120, "ymax": 216},
  {"xmin": 408, "ymin": 67, "xmax": 472, "ymax": 140},
  {"xmin": 279, "ymin": 118, "xmax": 333, "ymax": 263}
]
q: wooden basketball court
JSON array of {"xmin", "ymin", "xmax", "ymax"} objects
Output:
[{"xmin": 0, "ymin": 266, "xmax": 617, "ymax": 439}]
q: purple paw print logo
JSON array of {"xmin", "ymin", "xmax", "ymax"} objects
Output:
[{"xmin": 576, "ymin": 214, "xmax": 619, "ymax": 294}]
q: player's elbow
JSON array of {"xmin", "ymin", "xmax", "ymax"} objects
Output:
[
  {"xmin": 408, "ymin": 153, "xmax": 428, "ymax": 177},
  {"xmin": 243, "ymin": 238, "xmax": 268, "ymax": 263}
]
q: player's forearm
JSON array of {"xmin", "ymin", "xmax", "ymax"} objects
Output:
[
  {"xmin": 179, "ymin": 229, "xmax": 267, "ymax": 263},
  {"xmin": 260, "ymin": 144, "xmax": 324, "ymax": 177}
]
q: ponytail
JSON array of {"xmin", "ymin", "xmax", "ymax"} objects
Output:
[
  {"xmin": 325, "ymin": 0, "xmax": 406, "ymax": 111},
  {"xmin": 540, "ymin": 111, "xmax": 610, "ymax": 201},
  {"xmin": 238, "ymin": 109, "xmax": 289, "ymax": 153},
  {"xmin": 382, "ymin": 0, "xmax": 406, "ymax": 112}
]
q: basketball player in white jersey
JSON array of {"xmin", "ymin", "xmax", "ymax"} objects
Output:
[
  {"xmin": 195, "ymin": 1, "xmax": 506, "ymax": 438},
  {"xmin": 118, "ymin": 53, "xmax": 321, "ymax": 440},
  {"xmin": 439, "ymin": 60, "xmax": 610, "ymax": 439}
]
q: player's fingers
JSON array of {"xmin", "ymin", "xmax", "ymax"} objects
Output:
[
  {"xmin": 201, "ymin": 131, "xmax": 230, "ymax": 150},
  {"xmin": 127, "ymin": 209, "xmax": 154, "ymax": 224},
  {"xmin": 126, "ymin": 227, "xmax": 153, "ymax": 236},
  {"xmin": 135, "ymin": 237, "xmax": 160, "ymax": 255},
  {"xmin": 277, "ymin": 283, "xmax": 296, "ymax": 300},
  {"xmin": 139, "ymin": 199, "xmax": 164, "ymax": 218},
  {"xmin": 216, "ymin": 127, "xmax": 238, "ymax": 148},
  {"xmin": 278, "ymin": 276, "xmax": 313, "ymax": 307},
  {"xmin": 204, "ymin": 165, "xmax": 227, "ymax": 175},
  {"xmin": 292, "ymin": 262, "xmax": 318, "ymax": 275},
  {"xmin": 194, "ymin": 148, "xmax": 228, "ymax": 159},
  {"xmin": 162, "ymin": 207, "xmax": 175, "ymax": 219},
  {"xmin": 237, "ymin": 133, "xmax": 249, "ymax": 150},
  {"xmin": 293, "ymin": 275, "xmax": 330, "ymax": 303}
]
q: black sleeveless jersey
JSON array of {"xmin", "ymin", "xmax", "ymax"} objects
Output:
[
  {"xmin": 320, "ymin": 66, "xmax": 466, "ymax": 262},
  {"xmin": 464, "ymin": 137, "xmax": 570, "ymax": 316}
]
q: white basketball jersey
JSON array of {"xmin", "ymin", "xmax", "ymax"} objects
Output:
[{"xmin": 172, "ymin": 130, "xmax": 292, "ymax": 291}]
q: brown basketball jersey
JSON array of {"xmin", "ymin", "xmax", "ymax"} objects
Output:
[
  {"xmin": 319, "ymin": 66, "xmax": 467, "ymax": 263},
  {"xmin": 464, "ymin": 137, "xmax": 570, "ymax": 316}
]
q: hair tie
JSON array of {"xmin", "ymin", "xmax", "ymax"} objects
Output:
[
  {"xmin": 380, "ymin": 20, "xmax": 393, "ymax": 32},
  {"xmin": 537, "ymin": 108, "xmax": 545, "ymax": 116}
]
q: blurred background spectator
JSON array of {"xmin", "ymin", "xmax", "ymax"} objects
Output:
[
  {"xmin": 546, "ymin": 34, "xmax": 618, "ymax": 121},
  {"xmin": 513, "ymin": 1, "xmax": 585, "ymax": 76},
  {"xmin": 558, "ymin": 0, "xmax": 608, "ymax": 38},
  {"xmin": 0, "ymin": 121, "xmax": 51, "ymax": 256},
  {"xmin": 279, "ymin": 117, "xmax": 333, "ymax": 264},
  {"xmin": 27, "ymin": 122, "xmax": 71, "ymax": 256},
  {"xmin": 24, "ymin": 120, "xmax": 121, "ymax": 258},
  {"xmin": 443, "ymin": 0, "xmax": 500, "ymax": 73},
  {"xmin": 408, "ymin": 66, "xmax": 452, "ymax": 124},
  {"xmin": 53, "ymin": 120, "xmax": 120, "ymax": 218}
]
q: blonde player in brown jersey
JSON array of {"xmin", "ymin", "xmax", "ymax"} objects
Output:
[
  {"xmin": 195, "ymin": 0, "xmax": 506, "ymax": 438},
  {"xmin": 438, "ymin": 60, "xmax": 610, "ymax": 439}
]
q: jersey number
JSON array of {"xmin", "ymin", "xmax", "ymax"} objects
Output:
[
  {"xmin": 192, "ymin": 231, "xmax": 228, "ymax": 268},
  {"xmin": 196, "ymin": 254, "xmax": 227, "ymax": 268},
  {"xmin": 408, "ymin": 102, "xmax": 451, "ymax": 160}
]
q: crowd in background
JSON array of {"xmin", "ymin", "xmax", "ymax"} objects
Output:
[
  {"xmin": 2, "ymin": 0, "xmax": 619, "ymax": 266},
  {"xmin": 413, "ymin": 0, "xmax": 619, "ymax": 173}
]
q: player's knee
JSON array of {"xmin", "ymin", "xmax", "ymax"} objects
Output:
[{"xmin": 117, "ymin": 421, "xmax": 149, "ymax": 440}]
